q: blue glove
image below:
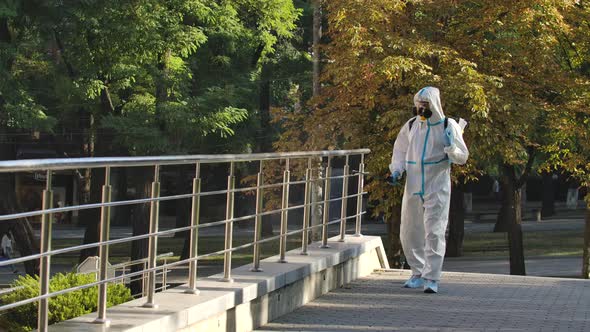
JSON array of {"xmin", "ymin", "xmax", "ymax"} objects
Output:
[
  {"xmin": 386, "ymin": 171, "xmax": 401, "ymax": 186},
  {"xmin": 444, "ymin": 127, "xmax": 454, "ymax": 147}
]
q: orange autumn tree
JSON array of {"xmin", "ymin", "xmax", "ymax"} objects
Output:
[
  {"xmin": 275, "ymin": 0, "xmax": 587, "ymax": 272},
  {"xmin": 440, "ymin": 1, "xmax": 588, "ymax": 275},
  {"xmin": 275, "ymin": 0, "xmax": 494, "ymax": 267},
  {"xmin": 544, "ymin": 1, "xmax": 590, "ymax": 278}
]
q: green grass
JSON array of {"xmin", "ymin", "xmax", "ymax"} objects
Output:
[
  {"xmin": 49, "ymin": 229, "xmax": 583, "ymax": 270},
  {"xmin": 461, "ymin": 230, "xmax": 583, "ymax": 258},
  {"xmin": 378, "ymin": 229, "xmax": 584, "ymax": 260},
  {"xmin": 51, "ymin": 235, "xmax": 304, "ymax": 268}
]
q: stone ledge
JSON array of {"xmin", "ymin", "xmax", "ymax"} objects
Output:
[{"xmin": 48, "ymin": 235, "xmax": 388, "ymax": 332}]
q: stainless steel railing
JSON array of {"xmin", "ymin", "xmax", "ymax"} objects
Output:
[
  {"xmin": 0, "ymin": 149, "xmax": 369, "ymax": 331},
  {"xmin": 97, "ymin": 252, "xmax": 174, "ymax": 298}
]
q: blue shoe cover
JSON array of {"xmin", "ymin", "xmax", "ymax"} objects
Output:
[
  {"xmin": 403, "ymin": 275, "xmax": 424, "ymax": 288},
  {"xmin": 424, "ymin": 279, "xmax": 438, "ymax": 293}
]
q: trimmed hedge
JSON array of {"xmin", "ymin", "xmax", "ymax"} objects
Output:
[{"xmin": 0, "ymin": 273, "xmax": 131, "ymax": 331}]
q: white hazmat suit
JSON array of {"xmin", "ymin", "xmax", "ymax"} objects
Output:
[{"xmin": 389, "ymin": 87, "xmax": 469, "ymax": 282}]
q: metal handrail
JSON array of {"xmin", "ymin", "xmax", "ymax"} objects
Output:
[
  {"xmin": 0, "ymin": 149, "xmax": 369, "ymax": 172},
  {"xmin": 0, "ymin": 149, "xmax": 369, "ymax": 331},
  {"xmin": 108, "ymin": 252, "xmax": 174, "ymax": 270},
  {"xmin": 0, "ymin": 212, "xmax": 368, "ymax": 312},
  {"xmin": 0, "ymin": 173, "xmax": 361, "ymax": 222},
  {"xmin": 0, "ymin": 190, "xmax": 367, "ymax": 269}
]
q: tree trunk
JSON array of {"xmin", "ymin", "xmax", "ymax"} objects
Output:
[
  {"xmin": 114, "ymin": 168, "xmax": 131, "ymax": 226},
  {"xmin": 504, "ymin": 171, "xmax": 526, "ymax": 275},
  {"xmin": 180, "ymin": 231, "xmax": 190, "ymax": 261},
  {"xmin": 541, "ymin": 172, "xmax": 555, "ymax": 218},
  {"xmin": 310, "ymin": 0, "xmax": 323, "ymax": 241},
  {"xmin": 79, "ymin": 112, "xmax": 106, "ymax": 261},
  {"xmin": 312, "ymin": 0, "xmax": 322, "ymax": 97},
  {"xmin": 78, "ymin": 167, "xmax": 104, "ymax": 262},
  {"xmin": 446, "ymin": 182, "xmax": 465, "ymax": 257},
  {"xmin": 259, "ymin": 66, "xmax": 274, "ymax": 237},
  {"xmin": 175, "ymin": 167, "xmax": 191, "ymax": 238},
  {"xmin": 507, "ymin": 188, "xmax": 526, "ymax": 275},
  {"xmin": 385, "ymin": 203, "xmax": 404, "ymax": 268},
  {"xmin": 494, "ymin": 165, "xmax": 527, "ymax": 274},
  {"xmin": 582, "ymin": 201, "xmax": 590, "ymax": 279},
  {"xmin": 494, "ymin": 174, "xmax": 510, "ymax": 233},
  {"xmin": 176, "ymin": 167, "xmax": 192, "ymax": 261},
  {"xmin": 130, "ymin": 168, "xmax": 152, "ymax": 295}
]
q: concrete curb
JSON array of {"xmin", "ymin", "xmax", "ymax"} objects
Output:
[{"xmin": 48, "ymin": 235, "xmax": 387, "ymax": 332}]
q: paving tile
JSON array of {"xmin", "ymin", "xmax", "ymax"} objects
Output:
[{"xmin": 256, "ymin": 270, "xmax": 590, "ymax": 332}]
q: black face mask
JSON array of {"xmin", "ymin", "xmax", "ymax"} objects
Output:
[{"xmin": 412, "ymin": 106, "xmax": 432, "ymax": 118}]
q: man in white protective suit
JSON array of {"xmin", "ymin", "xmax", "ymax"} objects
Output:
[{"xmin": 388, "ymin": 86, "xmax": 469, "ymax": 293}]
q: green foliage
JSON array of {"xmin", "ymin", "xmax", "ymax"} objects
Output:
[
  {"xmin": 276, "ymin": 0, "xmax": 590, "ymax": 221},
  {"xmin": 0, "ymin": 273, "xmax": 131, "ymax": 332},
  {"xmin": 540, "ymin": 2, "xmax": 590, "ymax": 196},
  {"xmin": 1, "ymin": 0, "xmax": 302, "ymax": 159}
]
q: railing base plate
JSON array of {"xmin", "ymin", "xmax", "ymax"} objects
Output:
[
  {"xmin": 142, "ymin": 303, "xmax": 159, "ymax": 309},
  {"xmin": 184, "ymin": 288, "xmax": 200, "ymax": 295},
  {"xmin": 92, "ymin": 318, "xmax": 111, "ymax": 326}
]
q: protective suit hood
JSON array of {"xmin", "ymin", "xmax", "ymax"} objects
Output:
[{"xmin": 414, "ymin": 87, "xmax": 444, "ymax": 123}]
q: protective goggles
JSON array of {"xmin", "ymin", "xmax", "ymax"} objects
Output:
[{"xmin": 412, "ymin": 104, "xmax": 432, "ymax": 118}]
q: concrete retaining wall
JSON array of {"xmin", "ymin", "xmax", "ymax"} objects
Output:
[{"xmin": 49, "ymin": 235, "xmax": 388, "ymax": 332}]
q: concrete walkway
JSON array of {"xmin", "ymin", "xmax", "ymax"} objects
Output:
[
  {"xmin": 444, "ymin": 256, "xmax": 583, "ymax": 278},
  {"xmin": 256, "ymin": 269, "xmax": 590, "ymax": 332}
]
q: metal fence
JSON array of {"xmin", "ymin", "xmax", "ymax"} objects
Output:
[{"xmin": 0, "ymin": 149, "xmax": 369, "ymax": 331}]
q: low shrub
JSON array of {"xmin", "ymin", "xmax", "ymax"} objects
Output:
[{"xmin": 0, "ymin": 272, "xmax": 132, "ymax": 331}]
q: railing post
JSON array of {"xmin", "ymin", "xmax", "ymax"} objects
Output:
[
  {"xmin": 310, "ymin": 157, "xmax": 323, "ymax": 242},
  {"xmin": 321, "ymin": 157, "xmax": 332, "ymax": 248},
  {"xmin": 185, "ymin": 162, "xmax": 201, "ymax": 294},
  {"xmin": 301, "ymin": 158, "xmax": 312, "ymax": 255},
  {"xmin": 251, "ymin": 161, "xmax": 264, "ymax": 272},
  {"xmin": 142, "ymin": 261, "xmax": 147, "ymax": 298},
  {"xmin": 162, "ymin": 260, "xmax": 168, "ymax": 291},
  {"xmin": 94, "ymin": 167, "xmax": 112, "ymax": 325},
  {"xmin": 222, "ymin": 162, "xmax": 235, "ymax": 282},
  {"xmin": 339, "ymin": 156, "xmax": 350, "ymax": 242},
  {"xmin": 143, "ymin": 165, "xmax": 161, "ymax": 308},
  {"xmin": 38, "ymin": 170, "xmax": 53, "ymax": 332},
  {"xmin": 355, "ymin": 155, "xmax": 365, "ymax": 237},
  {"xmin": 278, "ymin": 159, "xmax": 290, "ymax": 263}
]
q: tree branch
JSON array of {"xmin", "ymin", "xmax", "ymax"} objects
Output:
[
  {"xmin": 100, "ymin": 85, "xmax": 115, "ymax": 114},
  {"xmin": 53, "ymin": 29, "xmax": 76, "ymax": 77},
  {"xmin": 516, "ymin": 146, "xmax": 536, "ymax": 188}
]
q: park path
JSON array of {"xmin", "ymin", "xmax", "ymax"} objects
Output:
[{"xmin": 256, "ymin": 269, "xmax": 590, "ymax": 332}]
